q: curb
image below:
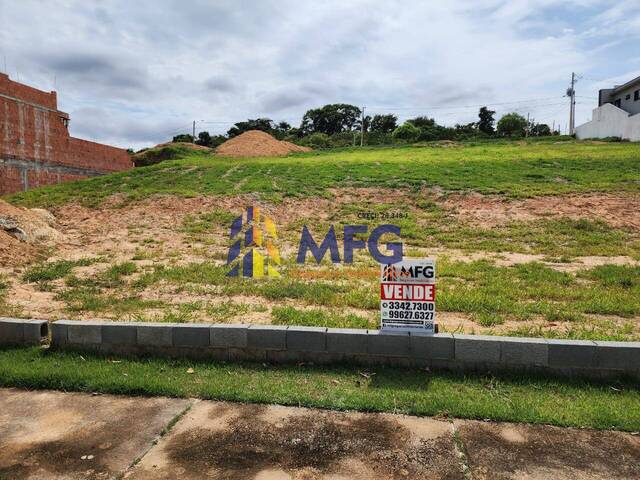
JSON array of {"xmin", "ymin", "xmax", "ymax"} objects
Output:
[{"xmin": 1, "ymin": 318, "xmax": 639, "ymax": 379}]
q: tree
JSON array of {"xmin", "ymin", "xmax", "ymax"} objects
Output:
[
  {"xmin": 227, "ymin": 118, "xmax": 275, "ymax": 137},
  {"xmin": 530, "ymin": 123, "xmax": 551, "ymax": 136},
  {"xmin": 195, "ymin": 131, "xmax": 226, "ymax": 148},
  {"xmin": 269, "ymin": 121, "xmax": 291, "ymax": 140},
  {"xmin": 172, "ymin": 134, "xmax": 194, "ymax": 143},
  {"xmin": 497, "ymin": 113, "xmax": 528, "ymax": 137},
  {"xmin": 455, "ymin": 122, "xmax": 477, "ymax": 134},
  {"xmin": 392, "ymin": 122, "xmax": 421, "ymax": 142},
  {"xmin": 357, "ymin": 115, "xmax": 372, "ymax": 133},
  {"xmin": 407, "ymin": 116, "xmax": 436, "ymax": 129},
  {"xmin": 370, "ymin": 114, "xmax": 398, "ymax": 133},
  {"xmin": 300, "ymin": 104, "xmax": 362, "ymax": 136},
  {"xmin": 195, "ymin": 131, "xmax": 212, "ymax": 146},
  {"xmin": 478, "ymin": 106, "xmax": 496, "ymax": 135}
]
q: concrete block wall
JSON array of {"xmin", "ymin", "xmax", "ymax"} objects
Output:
[
  {"xmin": 2, "ymin": 318, "xmax": 639, "ymax": 379},
  {"xmin": 20, "ymin": 319, "xmax": 635, "ymax": 380},
  {"xmin": 0, "ymin": 318, "xmax": 48, "ymax": 346}
]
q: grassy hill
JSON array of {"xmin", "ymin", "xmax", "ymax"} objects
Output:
[{"xmin": 7, "ymin": 140, "xmax": 640, "ymax": 208}]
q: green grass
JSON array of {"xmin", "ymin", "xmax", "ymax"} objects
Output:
[
  {"xmin": 182, "ymin": 209, "xmax": 238, "ymax": 234},
  {"xmin": 45, "ymin": 258, "xmax": 640, "ymax": 340},
  {"xmin": 7, "ymin": 142, "xmax": 640, "ymax": 208},
  {"xmin": 0, "ymin": 346, "xmax": 639, "ymax": 431},
  {"xmin": 272, "ymin": 306, "xmax": 374, "ymax": 329},
  {"xmin": 23, "ymin": 257, "xmax": 100, "ymax": 283}
]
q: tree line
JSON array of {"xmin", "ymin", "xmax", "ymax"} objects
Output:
[{"xmin": 173, "ymin": 104, "xmax": 560, "ymax": 149}]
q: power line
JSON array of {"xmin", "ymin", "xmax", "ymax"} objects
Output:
[{"xmin": 367, "ymin": 96, "xmax": 564, "ymax": 111}]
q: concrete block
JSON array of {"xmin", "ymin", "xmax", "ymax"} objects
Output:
[
  {"xmin": 211, "ymin": 324, "xmax": 248, "ymax": 348},
  {"xmin": 247, "ymin": 325, "xmax": 287, "ymax": 350},
  {"xmin": 173, "ymin": 324, "xmax": 211, "ymax": 347},
  {"xmin": 548, "ymin": 339, "xmax": 597, "ymax": 368},
  {"xmin": 102, "ymin": 323, "xmax": 137, "ymax": 346},
  {"xmin": 67, "ymin": 321, "xmax": 102, "ymax": 345},
  {"xmin": 500, "ymin": 337, "xmax": 548, "ymax": 367},
  {"xmin": 51, "ymin": 321, "xmax": 69, "ymax": 346},
  {"xmin": 327, "ymin": 328, "xmax": 368, "ymax": 355},
  {"xmin": 594, "ymin": 341, "xmax": 640, "ymax": 370},
  {"xmin": 228, "ymin": 347, "xmax": 267, "ymax": 362},
  {"xmin": 410, "ymin": 333, "xmax": 454, "ymax": 360},
  {"xmin": 287, "ymin": 326, "xmax": 327, "ymax": 352},
  {"xmin": 454, "ymin": 335, "xmax": 501, "ymax": 363},
  {"xmin": 0, "ymin": 318, "xmax": 25, "ymax": 344},
  {"xmin": 137, "ymin": 323, "xmax": 174, "ymax": 347},
  {"xmin": 367, "ymin": 330, "xmax": 410, "ymax": 357},
  {"xmin": 22, "ymin": 319, "xmax": 48, "ymax": 345}
]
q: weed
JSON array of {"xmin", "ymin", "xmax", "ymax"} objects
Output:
[{"xmin": 23, "ymin": 258, "xmax": 100, "ymax": 283}]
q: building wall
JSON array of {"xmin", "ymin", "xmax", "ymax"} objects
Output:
[
  {"xmin": 576, "ymin": 103, "xmax": 640, "ymax": 141},
  {"xmin": 0, "ymin": 73, "xmax": 133, "ymax": 195},
  {"xmin": 600, "ymin": 83, "xmax": 640, "ymax": 116},
  {"xmin": 611, "ymin": 84, "xmax": 640, "ymax": 116}
]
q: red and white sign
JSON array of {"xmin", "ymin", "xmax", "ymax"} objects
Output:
[
  {"xmin": 380, "ymin": 259, "xmax": 436, "ymax": 333},
  {"xmin": 380, "ymin": 283, "xmax": 435, "ymax": 302}
]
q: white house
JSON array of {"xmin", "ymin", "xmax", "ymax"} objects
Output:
[{"xmin": 576, "ymin": 75, "xmax": 640, "ymax": 141}]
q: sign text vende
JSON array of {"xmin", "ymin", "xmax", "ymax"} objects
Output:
[{"xmin": 380, "ymin": 283, "xmax": 435, "ymax": 302}]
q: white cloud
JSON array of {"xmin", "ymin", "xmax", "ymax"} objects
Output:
[{"xmin": 0, "ymin": 0, "xmax": 638, "ymax": 148}]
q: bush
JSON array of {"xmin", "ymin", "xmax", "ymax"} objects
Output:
[
  {"xmin": 392, "ymin": 122, "xmax": 421, "ymax": 142},
  {"xmin": 300, "ymin": 132, "xmax": 331, "ymax": 149}
]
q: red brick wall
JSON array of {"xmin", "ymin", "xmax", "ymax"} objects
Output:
[
  {"xmin": 0, "ymin": 73, "xmax": 57, "ymax": 110},
  {"xmin": 0, "ymin": 74, "xmax": 133, "ymax": 194}
]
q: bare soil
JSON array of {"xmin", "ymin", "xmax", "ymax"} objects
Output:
[
  {"xmin": 442, "ymin": 192, "xmax": 640, "ymax": 230},
  {"xmin": 216, "ymin": 130, "xmax": 312, "ymax": 157},
  {"xmin": 2, "ymin": 189, "xmax": 639, "ymax": 334},
  {"xmin": 0, "ymin": 199, "xmax": 61, "ymax": 267}
]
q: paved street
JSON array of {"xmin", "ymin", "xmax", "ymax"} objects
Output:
[{"xmin": 0, "ymin": 388, "xmax": 638, "ymax": 479}]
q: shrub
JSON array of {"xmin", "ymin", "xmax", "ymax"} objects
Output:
[
  {"xmin": 300, "ymin": 132, "xmax": 331, "ymax": 149},
  {"xmin": 392, "ymin": 122, "xmax": 421, "ymax": 142}
]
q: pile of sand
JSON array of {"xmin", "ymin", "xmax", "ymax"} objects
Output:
[
  {"xmin": 216, "ymin": 130, "xmax": 311, "ymax": 157},
  {"xmin": 0, "ymin": 200, "xmax": 61, "ymax": 268}
]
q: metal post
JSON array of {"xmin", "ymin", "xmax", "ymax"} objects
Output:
[
  {"xmin": 360, "ymin": 106, "xmax": 365, "ymax": 147},
  {"xmin": 569, "ymin": 72, "xmax": 576, "ymax": 135}
]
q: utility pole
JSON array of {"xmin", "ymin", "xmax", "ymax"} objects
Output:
[
  {"xmin": 192, "ymin": 120, "xmax": 196, "ymax": 142},
  {"xmin": 568, "ymin": 72, "xmax": 576, "ymax": 135},
  {"xmin": 526, "ymin": 112, "xmax": 530, "ymax": 137},
  {"xmin": 360, "ymin": 106, "xmax": 365, "ymax": 147},
  {"xmin": 552, "ymin": 120, "xmax": 555, "ymax": 134}
]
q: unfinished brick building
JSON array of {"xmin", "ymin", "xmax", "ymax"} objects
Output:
[{"xmin": 0, "ymin": 73, "xmax": 133, "ymax": 194}]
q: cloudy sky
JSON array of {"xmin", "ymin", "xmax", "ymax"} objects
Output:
[{"xmin": 1, "ymin": 0, "xmax": 639, "ymax": 150}]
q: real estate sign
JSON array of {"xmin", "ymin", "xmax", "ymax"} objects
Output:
[{"xmin": 380, "ymin": 259, "xmax": 436, "ymax": 333}]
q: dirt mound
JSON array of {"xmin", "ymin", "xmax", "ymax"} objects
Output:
[
  {"xmin": 0, "ymin": 200, "xmax": 61, "ymax": 267},
  {"xmin": 216, "ymin": 130, "xmax": 312, "ymax": 157}
]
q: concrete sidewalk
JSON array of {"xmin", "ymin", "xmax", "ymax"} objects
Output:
[{"xmin": 0, "ymin": 388, "xmax": 638, "ymax": 479}]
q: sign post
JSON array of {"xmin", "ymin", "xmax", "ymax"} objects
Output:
[{"xmin": 380, "ymin": 259, "xmax": 436, "ymax": 333}]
